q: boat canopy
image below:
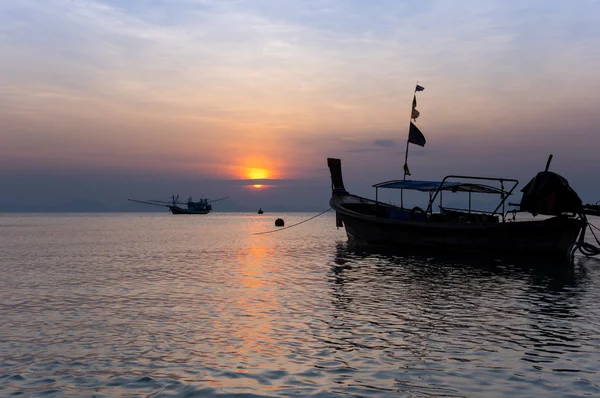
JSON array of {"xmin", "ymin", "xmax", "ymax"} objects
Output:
[{"xmin": 373, "ymin": 179, "xmax": 505, "ymax": 195}]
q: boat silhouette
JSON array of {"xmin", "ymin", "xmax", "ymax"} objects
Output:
[
  {"xmin": 327, "ymin": 156, "xmax": 588, "ymax": 260},
  {"xmin": 128, "ymin": 195, "xmax": 228, "ymax": 214}
]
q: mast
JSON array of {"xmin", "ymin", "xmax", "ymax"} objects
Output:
[
  {"xmin": 404, "ymin": 83, "xmax": 417, "ymax": 180},
  {"xmin": 403, "ymin": 140, "xmax": 410, "ymax": 181},
  {"xmin": 403, "ymin": 83, "xmax": 425, "ymax": 180}
]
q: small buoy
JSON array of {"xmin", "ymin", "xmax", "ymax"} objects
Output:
[{"xmin": 275, "ymin": 218, "xmax": 284, "ymax": 227}]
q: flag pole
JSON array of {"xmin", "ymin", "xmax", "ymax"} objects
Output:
[
  {"xmin": 403, "ymin": 83, "xmax": 418, "ymax": 181},
  {"xmin": 403, "ymin": 140, "xmax": 410, "ymax": 181}
]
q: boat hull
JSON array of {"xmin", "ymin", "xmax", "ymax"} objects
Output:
[
  {"xmin": 169, "ymin": 206, "xmax": 210, "ymax": 215},
  {"xmin": 331, "ymin": 195, "xmax": 584, "ymax": 257}
]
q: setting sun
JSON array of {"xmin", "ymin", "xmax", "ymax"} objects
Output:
[
  {"xmin": 235, "ymin": 157, "xmax": 279, "ymax": 189},
  {"xmin": 246, "ymin": 168, "xmax": 270, "ymax": 180},
  {"xmin": 244, "ymin": 167, "xmax": 271, "ymax": 189}
]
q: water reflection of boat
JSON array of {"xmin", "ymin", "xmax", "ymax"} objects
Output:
[
  {"xmin": 127, "ymin": 195, "xmax": 228, "ymax": 214},
  {"xmin": 330, "ymin": 241, "xmax": 589, "ymax": 296},
  {"xmin": 325, "ymin": 241, "xmax": 592, "ymax": 396},
  {"xmin": 327, "ymin": 157, "xmax": 590, "ymax": 259},
  {"xmin": 334, "ymin": 240, "xmax": 584, "ymax": 275}
]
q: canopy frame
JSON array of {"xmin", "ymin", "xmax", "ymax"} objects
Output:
[{"xmin": 373, "ymin": 175, "xmax": 519, "ymax": 221}]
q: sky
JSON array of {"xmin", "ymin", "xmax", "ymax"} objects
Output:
[{"xmin": 1, "ymin": 0, "xmax": 600, "ymax": 211}]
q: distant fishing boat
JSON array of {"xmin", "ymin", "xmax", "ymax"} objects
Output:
[
  {"xmin": 128, "ymin": 195, "xmax": 228, "ymax": 215},
  {"xmin": 258, "ymin": 208, "xmax": 264, "ymax": 214}
]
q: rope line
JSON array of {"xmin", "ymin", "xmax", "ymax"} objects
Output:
[
  {"xmin": 251, "ymin": 206, "xmax": 600, "ymax": 262},
  {"xmin": 590, "ymin": 223, "xmax": 600, "ymax": 233},
  {"xmin": 569, "ymin": 213, "xmax": 600, "ymax": 263},
  {"xmin": 252, "ymin": 208, "xmax": 332, "ymax": 235}
]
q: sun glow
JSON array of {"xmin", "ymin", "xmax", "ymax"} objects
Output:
[
  {"xmin": 234, "ymin": 157, "xmax": 279, "ymax": 189},
  {"xmin": 246, "ymin": 168, "xmax": 270, "ymax": 180},
  {"xmin": 243, "ymin": 166, "xmax": 271, "ymax": 189}
]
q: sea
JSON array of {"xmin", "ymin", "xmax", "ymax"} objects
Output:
[{"xmin": 1, "ymin": 212, "xmax": 600, "ymax": 397}]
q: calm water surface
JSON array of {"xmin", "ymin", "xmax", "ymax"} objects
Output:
[{"xmin": 1, "ymin": 213, "xmax": 600, "ymax": 397}]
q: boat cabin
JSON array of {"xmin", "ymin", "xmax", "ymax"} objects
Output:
[{"xmin": 371, "ymin": 175, "xmax": 518, "ymax": 223}]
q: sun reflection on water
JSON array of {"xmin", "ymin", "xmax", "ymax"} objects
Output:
[{"xmin": 221, "ymin": 233, "xmax": 288, "ymax": 372}]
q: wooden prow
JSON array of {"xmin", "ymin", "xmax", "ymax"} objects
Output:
[
  {"xmin": 327, "ymin": 158, "xmax": 347, "ymax": 228},
  {"xmin": 327, "ymin": 158, "xmax": 348, "ymax": 195}
]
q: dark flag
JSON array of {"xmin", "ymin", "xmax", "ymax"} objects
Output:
[
  {"xmin": 411, "ymin": 94, "xmax": 420, "ymax": 120},
  {"xmin": 411, "ymin": 107, "xmax": 420, "ymax": 120},
  {"xmin": 408, "ymin": 122, "xmax": 426, "ymax": 147},
  {"xmin": 415, "ymin": 84, "xmax": 425, "ymax": 92}
]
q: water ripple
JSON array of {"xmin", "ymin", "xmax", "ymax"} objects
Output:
[{"xmin": 1, "ymin": 213, "xmax": 600, "ymax": 396}]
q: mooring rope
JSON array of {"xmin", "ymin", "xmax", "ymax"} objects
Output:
[
  {"xmin": 253, "ymin": 205, "xmax": 600, "ymax": 263},
  {"xmin": 589, "ymin": 222, "xmax": 600, "ymax": 234},
  {"xmin": 569, "ymin": 213, "xmax": 600, "ymax": 263},
  {"xmin": 252, "ymin": 208, "xmax": 333, "ymax": 235}
]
